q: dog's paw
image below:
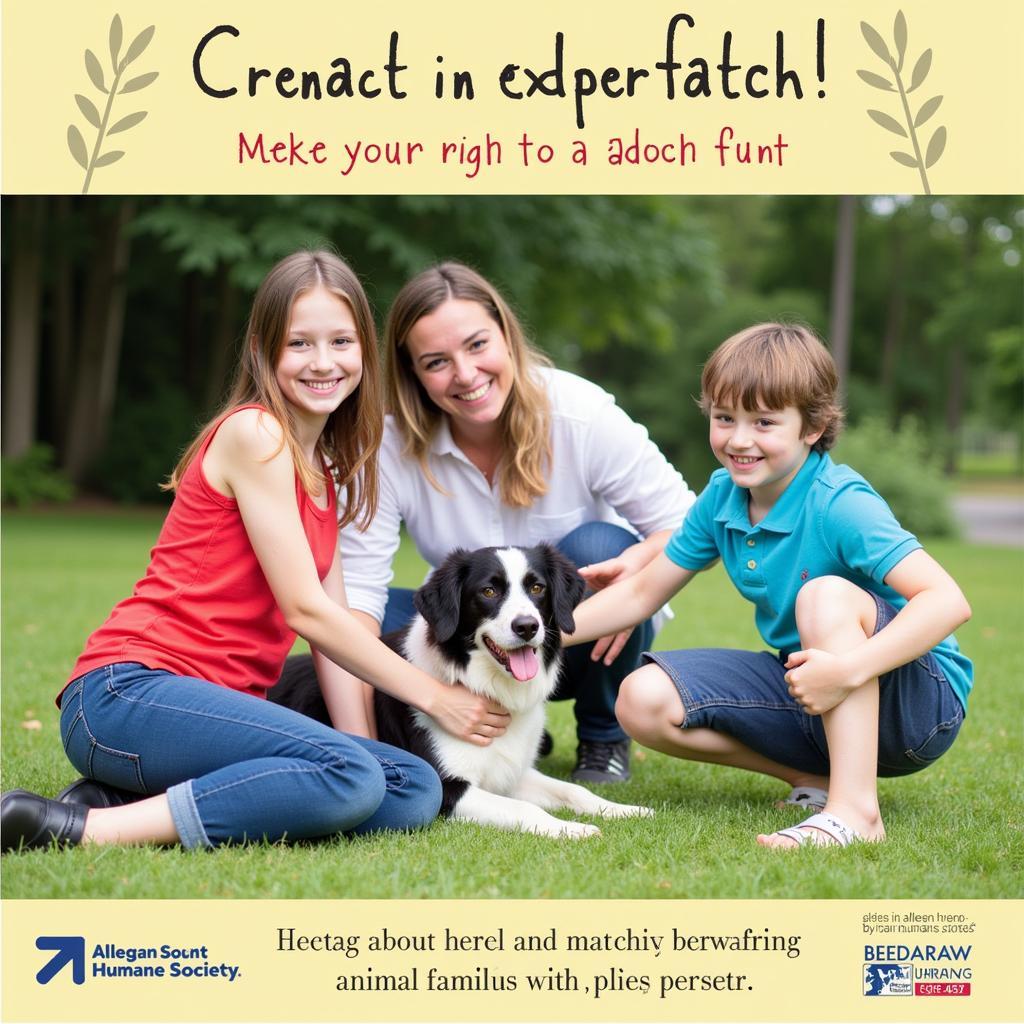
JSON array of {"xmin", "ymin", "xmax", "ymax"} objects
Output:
[
  {"xmin": 593, "ymin": 801, "xmax": 655, "ymax": 819},
  {"xmin": 552, "ymin": 820, "xmax": 602, "ymax": 840}
]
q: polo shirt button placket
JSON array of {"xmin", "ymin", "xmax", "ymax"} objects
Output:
[{"xmin": 739, "ymin": 532, "xmax": 765, "ymax": 592}]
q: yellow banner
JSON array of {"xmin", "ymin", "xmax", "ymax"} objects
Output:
[
  {"xmin": 2, "ymin": 0, "xmax": 1022, "ymax": 194},
  {"xmin": 2, "ymin": 899, "xmax": 1020, "ymax": 1022}
]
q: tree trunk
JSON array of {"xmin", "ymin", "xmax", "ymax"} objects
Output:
[
  {"xmin": 204, "ymin": 265, "xmax": 242, "ymax": 414},
  {"xmin": 49, "ymin": 196, "xmax": 75, "ymax": 454},
  {"xmin": 879, "ymin": 219, "xmax": 906, "ymax": 424},
  {"xmin": 182, "ymin": 270, "xmax": 203, "ymax": 394},
  {"xmin": 829, "ymin": 196, "xmax": 857, "ymax": 399},
  {"xmin": 942, "ymin": 222, "xmax": 980, "ymax": 475},
  {"xmin": 2, "ymin": 198, "xmax": 47, "ymax": 458},
  {"xmin": 61, "ymin": 199, "xmax": 136, "ymax": 483},
  {"xmin": 943, "ymin": 343, "xmax": 965, "ymax": 474}
]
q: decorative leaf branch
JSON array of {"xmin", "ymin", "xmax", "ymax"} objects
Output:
[
  {"xmin": 858, "ymin": 10, "xmax": 945, "ymax": 194},
  {"xmin": 67, "ymin": 15, "xmax": 158, "ymax": 194}
]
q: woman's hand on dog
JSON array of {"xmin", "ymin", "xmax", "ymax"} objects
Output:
[
  {"xmin": 578, "ymin": 555, "xmax": 630, "ymax": 591},
  {"xmin": 429, "ymin": 684, "xmax": 511, "ymax": 746},
  {"xmin": 589, "ymin": 627, "xmax": 636, "ymax": 666},
  {"xmin": 577, "ymin": 556, "xmax": 637, "ymax": 666}
]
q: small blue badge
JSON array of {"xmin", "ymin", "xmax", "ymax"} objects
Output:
[{"xmin": 864, "ymin": 963, "xmax": 913, "ymax": 996}]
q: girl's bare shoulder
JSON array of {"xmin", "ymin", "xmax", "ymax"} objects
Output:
[
  {"xmin": 203, "ymin": 408, "xmax": 293, "ymax": 497},
  {"xmin": 212, "ymin": 407, "xmax": 286, "ymax": 460}
]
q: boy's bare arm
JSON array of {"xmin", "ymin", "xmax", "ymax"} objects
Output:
[
  {"xmin": 565, "ymin": 553, "xmax": 697, "ymax": 647},
  {"xmin": 855, "ymin": 549, "xmax": 971, "ymax": 679},
  {"xmin": 575, "ymin": 527, "xmax": 678, "ymax": 666},
  {"xmin": 785, "ymin": 549, "xmax": 971, "ymax": 711}
]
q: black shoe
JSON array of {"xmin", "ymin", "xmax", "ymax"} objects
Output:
[
  {"xmin": 57, "ymin": 777, "xmax": 139, "ymax": 809},
  {"xmin": 537, "ymin": 729, "xmax": 554, "ymax": 758},
  {"xmin": 571, "ymin": 739, "xmax": 631, "ymax": 784},
  {"xmin": 2, "ymin": 790, "xmax": 88, "ymax": 853}
]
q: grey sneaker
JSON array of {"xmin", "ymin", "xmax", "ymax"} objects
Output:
[{"xmin": 571, "ymin": 739, "xmax": 631, "ymax": 783}]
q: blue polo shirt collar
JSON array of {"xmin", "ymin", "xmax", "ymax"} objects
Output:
[{"xmin": 714, "ymin": 450, "xmax": 826, "ymax": 534}]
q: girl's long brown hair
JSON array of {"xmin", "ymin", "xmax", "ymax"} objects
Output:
[
  {"xmin": 384, "ymin": 262, "xmax": 552, "ymax": 508},
  {"xmin": 166, "ymin": 250, "xmax": 382, "ymax": 529}
]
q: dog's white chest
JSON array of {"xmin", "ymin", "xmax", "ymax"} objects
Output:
[{"xmin": 414, "ymin": 705, "xmax": 545, "ymax": 795}]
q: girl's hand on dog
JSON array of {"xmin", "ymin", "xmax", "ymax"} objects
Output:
[{"xmin": 430, "ymin": 684, "xmax": 511, "ymax": 746}]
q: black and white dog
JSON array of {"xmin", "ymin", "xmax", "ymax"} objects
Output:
[{"xmin": 270, "ymin": 544, "xmax": 652, "ymax": 838}]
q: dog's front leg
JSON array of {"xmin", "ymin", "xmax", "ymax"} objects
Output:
[
  {"xmin": 513, "ymin": 768, "xmax": 654, "ymax": 819},
  {"xmin": 451, "ymin": 785, "xmax": 601, "ymax": 839}
]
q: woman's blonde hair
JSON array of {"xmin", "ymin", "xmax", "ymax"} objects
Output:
[
  {"xmin": 166, "ymin": 249, "xmax": 382, "ymax": 529},
  {"xmin": 384, "ymin": 262, "xmax": 552, "ymax": 508},
  {"xmin": 699, "ymin": 322, "xmax": 844, "ymax": 452}
]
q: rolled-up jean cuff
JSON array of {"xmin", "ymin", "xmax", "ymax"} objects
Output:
[{"xmin": 166, "ymin": 780, "xmax": 211, "ymax": 850}]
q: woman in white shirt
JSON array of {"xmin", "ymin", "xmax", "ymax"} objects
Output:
[{"xmin": 326, "ymin": 262, "xmax": 695, "ymax": 782}]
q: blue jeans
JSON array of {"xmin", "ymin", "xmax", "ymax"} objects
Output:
[
  {"xmin": 382, "ymin": 523, "xmax": 655, "ymax": 744},
  {"xmin": 643, "ymin": 594, "xmax": 964, "ymax": 777},
  {"xmin": 59, "ymin": 663, "xmax": 442, "ymax": 849}
]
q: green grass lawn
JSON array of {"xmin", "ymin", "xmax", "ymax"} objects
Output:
[
  {"xmin": 2, "ymin": 508, "xmax": 1022, "ymax": 899},
  {"xmin": 956, "ymin": 450, "xmax": 1024, "ymax": 482}
]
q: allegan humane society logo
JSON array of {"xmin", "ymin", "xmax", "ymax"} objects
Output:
[
  {"xmin": 35, "ymin": 935, "xmax": 242, "ymax": 985},
  {"xmin": 863, "ymin": 943, "xmax": 973, "ymax": 998}
]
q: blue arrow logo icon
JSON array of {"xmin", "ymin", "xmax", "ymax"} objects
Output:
[{"xmin": 36, "ymin": 936, "xmax": 85, "ymax": 985}]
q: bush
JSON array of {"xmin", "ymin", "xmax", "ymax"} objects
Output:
[
  {"xmin": 833, "ymin": 417, "xmax": 958, "ymax": 538},
  {"xmin": 1, "ymin": 444, "xmax": 75, "ymax": 507},
  {"xmin": 89, "ymin": 387, "xmax": 196, "ymax": 503}
]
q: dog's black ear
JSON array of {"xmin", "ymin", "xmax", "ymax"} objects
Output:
[
  {"xmin": 536, "ymin": 544, "xmax": 587, "ymax": 634},
  {"xmin": 414, "ymin": 548, "xmax": 471, "ymax": 643}
]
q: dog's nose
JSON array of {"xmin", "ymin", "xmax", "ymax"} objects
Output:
[{"xmin": 511, "ymin": 616, "xmax": 539, "ymax": 641}]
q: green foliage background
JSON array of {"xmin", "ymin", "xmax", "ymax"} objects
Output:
[{"xmin": 3, "ymin": 195, "xmax": 1020, "ymax": 504}]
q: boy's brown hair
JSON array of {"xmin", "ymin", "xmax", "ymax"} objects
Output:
[{"xmin": 699, "ymin": 323, "xmax": 844, "ymax": 452}]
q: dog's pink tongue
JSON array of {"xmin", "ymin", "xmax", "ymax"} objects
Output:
[{"xmin": 508, "ymin": 646, "xmax": 539, "ymax": 682}]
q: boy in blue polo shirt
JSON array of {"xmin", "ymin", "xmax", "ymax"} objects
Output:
[{"xmin": 568, "ymin": 323, "xmax": 972, "ymax": 847}]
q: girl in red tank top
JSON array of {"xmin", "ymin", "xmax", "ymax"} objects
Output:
[{"xmin": 2, "ymin": 250, "xmax": 509, "ymax": 854}]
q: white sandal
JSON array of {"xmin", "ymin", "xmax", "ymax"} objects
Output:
[
  {"xmin": 781, "ymin": 786, "xmax": 828, "ymax": 811},
  {"xmin": 771, "ymin": 812, "xmax": 860, "ymax": 847}
]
